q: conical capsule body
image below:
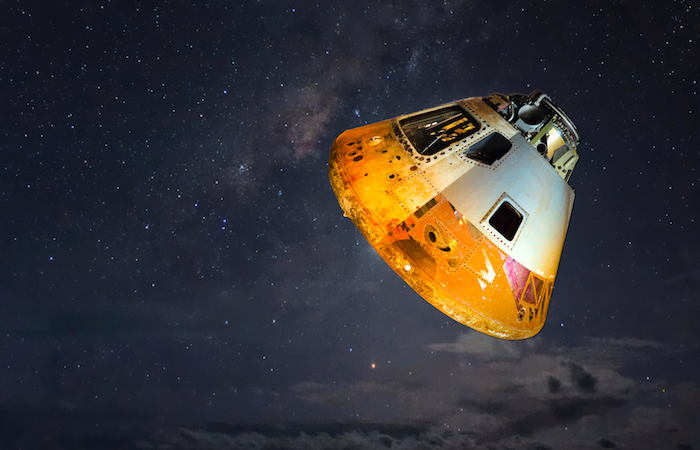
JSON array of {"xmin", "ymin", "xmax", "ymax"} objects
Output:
[{"xmin": 329, "ymin": 91, "xmax": 580, "ymax": 339}]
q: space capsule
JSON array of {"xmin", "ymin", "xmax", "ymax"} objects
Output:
[{"xmin": 328, "ymin": 90, "xmax": 580, "ymax": 340}]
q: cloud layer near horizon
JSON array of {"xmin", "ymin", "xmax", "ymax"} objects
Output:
[{"xmin": 134, "ymin": 335, "xmax": 698, "ymax": 450}]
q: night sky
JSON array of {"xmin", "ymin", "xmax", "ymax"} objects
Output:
[{"xmin": 1, "ymin": 1, "xmax": 699, "ymax": 448}]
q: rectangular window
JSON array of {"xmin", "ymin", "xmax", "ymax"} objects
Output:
[
  {"xmin": 399, "ymin": 105, "xmax": 480, "ymax": 156},
  {"xmin": 463, "ymin": 132, "xmax": 512, "ymax": 165},
  {"xmin": 489, "ymin": 201, "xmax": 523, "ymax": 241}
]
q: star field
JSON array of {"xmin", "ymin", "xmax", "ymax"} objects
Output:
[{"xmin": 0, "ymin": 0, "xmax": 699, "ymax": 448}]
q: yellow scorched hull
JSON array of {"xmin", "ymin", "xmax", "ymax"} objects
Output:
[{"xmin": 329, "ymin": 120, "xmax": 552, "ymax": 340}]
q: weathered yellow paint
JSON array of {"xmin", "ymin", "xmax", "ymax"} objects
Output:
[
  {"xmin": 329, "ymin": 92, "xmax": 578, "ymax": 340},
  {"xmin": 329, "ymin": 123, "xmax": 550, "ymax": 340}
]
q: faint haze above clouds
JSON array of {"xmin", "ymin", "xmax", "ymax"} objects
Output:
[{"xmin": 134, "ymin": 334, "xmax": 698, "ymax": 449}]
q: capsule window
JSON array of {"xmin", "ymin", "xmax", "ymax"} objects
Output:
[
  {"xmin": 489, "ymin": 201, "xmax": 523, "ymax": 241},
  {"xmin": 399, "ymin": 105, "xmax": 480, "ymax": 156},
  {"xmin": 464, "ymin": 132, "xmax": 512, "ymax": 165}
]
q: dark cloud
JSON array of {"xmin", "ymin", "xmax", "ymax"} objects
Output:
[
  {"xmin": 547, "ymin": 376, "xmax": 562, "ymax": 394},
  {"xmin": 425, "ymin": 331, "xmax": 534, "ymax": 360},
  {"xmin": 282, "ymin": 336, "xmax": 689, "ymax": 447},
  {"xmin": 233, "ymin": 336, "xmax": 697, "ymax": 449},
  {"xmin": 136, "ymin": 423, "xmax": 444, "ymax": 450},
  {"xmin": 566, "ymin": 362, "xmax": 598, "ymax": 393},
  {"xmin": 597, "ymin": 437, "xmax": 617, "ymax": 448},
  {"xmin": 547, "ymin": 396, "xmax": 625, "ymax": 421}
]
